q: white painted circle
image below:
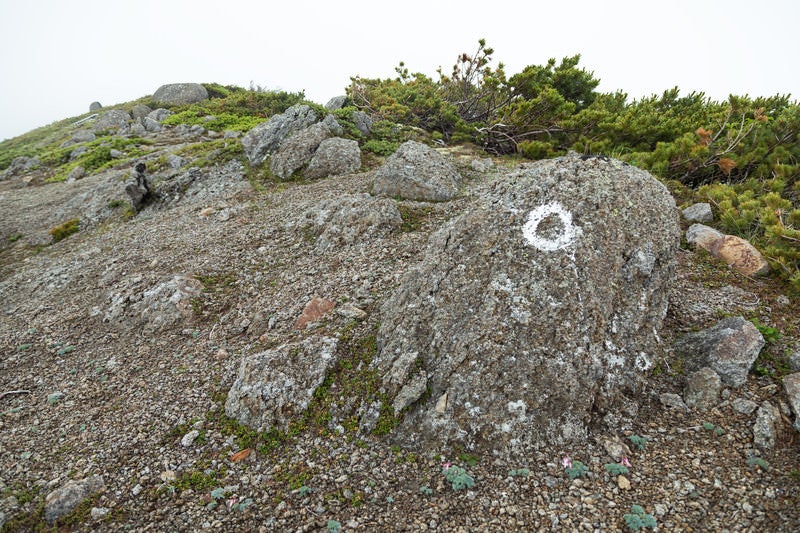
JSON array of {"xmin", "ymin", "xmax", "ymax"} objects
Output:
[{"xmin": 522, "ymin": 202, "xmax": 580, "ymax": 251}]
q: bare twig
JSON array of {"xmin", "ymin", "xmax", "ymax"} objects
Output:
[{"xmin": 2, "ymin": 390, "xmax": 31, "ymax": 398}]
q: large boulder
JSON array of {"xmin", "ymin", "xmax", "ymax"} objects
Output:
[
  {"xmin": 368, "ymin": 154, "xmax": 681, "ymax": 452},
  {"xmin": 240, "ymin": 104, "xmax": 317, "ymax": 166},
  {"xmin": 372, "ymin": 141, "xmax": 461, "ymax": 202},
  {"xmin": 225, "ymin": 336, "xmax": 339, "ymax": 432},
  {"xmin": 152, "ymin": 83, "xmax": 209, "ymax": 105},
  {"xmin": 672, "ymin": 316, "xmax": 765, "ymax": 387},
  {"xmin": 304, "ymin": 137, "xmax": 361, "ymax": 179},
  {"xmin": 269, "ymin": 122, "xmax": 333, "ymax": 179},
  {"xmin": 92, "ymin": 109, "xmax": 131, "ymax": 134}
]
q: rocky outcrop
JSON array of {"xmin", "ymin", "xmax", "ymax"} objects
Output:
[
  {"xmin": 269, "ymin": 122, "xmax": 334, "ymax": 179},
  {"xmin": 325, "ymin": 95, "xmax": 347, "ymax": 110},
  {"xmin": 152, "ymin": 83, "xmax": 209, "ymax": 105},
  {"xmin": 45, "ymin": 475, "xmax": 105, "ymax": 524},
  {"xmin": 240, "ymin": 104, "xmax": 317, "ymax": 166},
  {"xmin": 225, "ymin": 336, "xmax": 339, "ymax": 432},
  {"xmin": 372, "ymin": 141, "xmax": 462, "ymax": 202},
  {"xmin": 673, "ymin": 316, "xmax": 765, "ymax": 387},
  {"xmin": 1, "ymin": 156, "xmax": 40, "ymax": 180},
  {"xmin": 367, "ymin": 153, "xmax": 680, "ymax": 452},
  {"xmin": 92, "ymin": 109, "xmax": 131, "ymax": 134},
  {"xmin": 304, "ymin": 137, "xmax": 361, "ymax": 179}
]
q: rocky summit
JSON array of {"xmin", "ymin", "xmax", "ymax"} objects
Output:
[{"xmin": 0, "ymin": 84, "xmax": 799, "ymax": 531}]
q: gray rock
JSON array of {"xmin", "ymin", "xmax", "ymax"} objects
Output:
[
  {"xmin": 70, "ymin": 146, "xmax": 89, "ymax": 160},
  {"xmin": 269, "ymin": 122, "xmax": 333, "ymax": 179},
  {"xmin": 683, "ymin": 367, "xmax": 721, "ymax": 410},
  {"xmin": 223, "ymin": 130, "xmax": 241, "ymax": 139},
  {"xmin": 325, "ymin": 95, "xmax": 347, "ymax": 110},
  {"xmin": 352, "ymin": 110, "xmax": 373, "ymax": 136},
  {"xmin": 783, "ymin": 373, "xmax": 800, "ymax": 431},
  {"xmin": 790, "ymin": 351, "xmax": 800, "ymax": 372},
  {"xmin": 152, "ymin": 83, "xmax": 208, "ymax": 105},
  {"xmin": 66, "ymin": 166, "xmax": 86, "ymax": 183},
  {"xmin": 89, "ymin": 101, "xmax": 102, "ymax": 111},
  {"xmin": 1, "ymin": 156, "xmax": 41, "ymax": 179},
  {"xmin": 372, "ymin": 141, "xmax": 462, "ymax": 202},
  {"xmin": 124, "ymin": 167, "xmax": 150, "ymax": 211},
  {"xmin": 109, "ymin": 149, "xmax": 124, "ymax": 159},
  {"xmin": 181, "ymin": 429, "xmax": 200, "ymax": 447},
  {"xmin": 296, "ymin": 193, "xmax": 402, "ymax": 253},
  {"xmin": 90, "ymin": 507, "xmax": 109, "ymax": 519},
  {"xmin": 673, "ymin": 316, "xmax": 765, "ymax": 387},
  {"xmin": 131, "ymin": 104, "xmax": 153, "ymax": 121},
  {"xmin": 130, "ymin": 123, "xmax": 146, "ymax": 136},
  {"xmin": 143, "ymin": 117, "xmax": 162, "ymax": 133},
  {"xmin": 682, "ymin": 203, "xmax": 713, "ymax": 223},
  {"xmin": 147, "ymin": 108, "xmax": 172, "ymax": 122},
  {"xmin": 731, "ymin": 397, "xmax": 758, "ymax": 415},
  {"xmin": 471, "ymin": 158, "xmax": 495, "ymax": 173},
  {"xmin": 686, "ymin": 223, "xmax": 723, "ymax": 249},
  {"xmin": 241, "ymin": 104, "xmax": 318, "ymax": 166},
  {"xmin": 131, "ymin": 274, "xmax": 203, "ymax": 333},
  {"xmin": 92, "ymin": 109, "xmax": 131, "ymax": 134},
  {"xmin": 225, "ymin": 336, "xmax": 339, "ymax": 432},
  {"xmin": 368, "ymin": 153, "xmax": 680, "ymax": 451},
  {"xmin": 753, "ymin": 401, "xmax": 780, "ymax": 449},
  {"xmin": 659, "ymin": 393, "xmax": 689, "ymax": 410},
  {"xmin": 44, "ymin": 475, "xmax": 105, "ymax": 524},
  {"xmin": 71, "ymin": 130, "xmax": 96, "ymax": 143},
  {"xmin": 166, "ymin": 154, "xmax": 185, "ymax": 169},
  {"xmin": 304, "ymin": 137, "xmax": 361, "ymax": 179}
]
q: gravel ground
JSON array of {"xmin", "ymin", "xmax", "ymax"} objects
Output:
[{"xmin": 1, "ymin": 154, "xmax": 799, "ymax": 531}]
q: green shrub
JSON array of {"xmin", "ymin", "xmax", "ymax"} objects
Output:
[{"xmin": 49, "ymin": 218, "xmax": 80, "ymax": 242}]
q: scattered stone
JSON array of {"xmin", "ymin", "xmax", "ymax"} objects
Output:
[
  {"xmin": 66, "ymin": 166, "xmax": 85, "ymax": 183},
  {"xmin": 1, "ymin": 156, "xmax": 41, "ymax": 179},
  {"xmin": 70, "ymin": 146, "xmax": 89, "ymax": 160},
  {"xmin": 597, "ymin": 434, "xmax": 632, "ymax": 461},
  {"xmin": 89, "ymin": 101, "xmax": 102, "ymax": 111},
  {"xmin": 167, "ymin": 154, "xmax": 186, "ymax": 169},
  {"xmin": 753, "ymin": 401, "xmax": 780, "ymax": 450},
  {"xmin": 47, "ymin": 391, "xmax": 65, "ymax": 404},
  {"xmin": 92, "ymin": 109, "xmax": 131, "ymax": 134},
  {"xmin": 223, "ymin": 130, "xmax": 241, "ymax": 139},
  {"xmin": 131, "ymin": 104, "xmax": 153, "ymax": 121},
  {"xmin": 682, "ymin": 203, "xmax": 713, "ymax": 223},
  {"xmin": 225, "ymin": 336, "xmax": 339, "ymax": 432},
  {"xmin": 731, "ymin": 398, "xmax": 758, "ymax": 415},
  {"xmin": 181, "ymin": 429, "xmax": 200, "ymax": 447},
  {"xmin": 131, "ymin": 484, "xmax": 143, "ymax": 496},
  {"xmin": 269, "ymin": 122, "xmax": 333, "ymax": 179},
  {"xmin": 683, "ymin": 367, "xmax": 721, "ymax": 410},
  {"xmin": 686, "ymin": 223, "xmax": 723, "ymax": 250},
  {"xmin": 673, "ymin": 316, "xmax": 765, "ymax": 387},
  {"xmin": 321, "ymin": 114, "xmax": 344, "ymax": 136},
  {"xmin": 783, "ymin": 373, "xmax": 800, "ymax": 431},
  {"xmin": 241, "ymin": 104, "xmax": 317, "ymax": 166},
  {"xmin": 790, "ymin": 351, "xmax": 800, "ymax": 372},
  {"xmin": 336, "ymin": 303, "xmax": 367, "ymax": 320},
  {"xmin": 147, "ymin": 108, "xmax": 172, "ymax": 122},
  {"xmin": 124, "ymin": 164, "xmax": 150, "ymax": 211},
  {"xmin": 351, "ymin": 110, "xmax": 373, "ymax": 136},
  {"xmin": 294, "ymin": 297, "xmax": 336, "ymax": 330},
  {"xmin": 143, "ymin": 117, "xmax": 162, "ymax": 133},
  {"xmin": 325, "ymin": 95, "xmax": 347, "ymax": 110},
  {"xmin": 296, "ymin": 193, "xmax": 402, "ymax": 253},
  {"xmin": 90, "ymin": 507, "xmax": 109, "ymax": 519},
  {"xmin": 369, "ymin": 153, "xmax": 680, "ymax": 451},
  {"xmin": 109, "ymin": 149, "xmax": 124, "ymax": 159},
  {"xmin": 776, "ymin": 294, "xmax": 790, "ymax": 307},
  {"xmin": 304, "ymin": 138, "xmax": 361, "ymax": 180},
  {"xmin": 44, "ymin": 475, "xmax": 105, "ymax": 524},
  {"xmin": 71, "ymin": 130, "xmax": 96, "ymax": 143},
  {"xmin": 660, "ymin": 393, "xmax": 689, "ymax": 410},
  {"xmin": 130, "ymin": 122, "xmax": 146, "ymax": 136},
  {"xmin": 152, "ymin": 83, "xmax": 209, "ymax": 105},
  {"xmin": 372, "ymin": 141, "xmax": 462, "ymax": 202},
  {"xmin": 617, "ymin": 475, "xmax": 631, "ymax": 490}
]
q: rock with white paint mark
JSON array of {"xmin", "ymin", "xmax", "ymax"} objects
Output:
[{"xmin": 368, "ymin": 153, "xmax": 680, "ymax": 452}]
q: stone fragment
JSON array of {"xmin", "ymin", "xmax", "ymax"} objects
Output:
[
  {"xmin": 336, "ymin": 303, "xmax": 367, "ymax": 320},
  {"xmin": 783, "ymin": 373, "xmax": 800, "ymax": 431},
  {"xmin": 181, "ymin": 430, "xmax": 200, "ymax": 447},
  {"xmin": 710, "ymin": 235, "xmax": 770, "ymax": 276},
  {"xmin": 92, "ymin": 109, "xmax": 131, "ymax": 134},
  {"xmin": 753, "ymin": 401, "xmax": 780, "ymax": 449},
  {"xmin": 673, "ymin": 316, "xmax": 765, "ymax": 387},
  {"xmin": 152, "ymin": 83, "xmax": 208, "ymax": 105},
  {"xmin": 617, "ymin": 475, "xmax": 631, "ymax": 490},
  {"xmin": 682, "ymin": 203, "xmax": 713, "ymax": 223},
  {"xmin": 91, "ymin": 507, "xmax": 109, "ymax": 519},
  {"xmin": 1, "ymin": 156, "xmax": 41, "ymax": 180},
  {"xmin": 66, "ymin": 166, "xmax": 85, "ymax": 183},
  {"xmin": 325, "ymin": 95, "xmax": 347, "ymax": 110},
  {"xmin": 683, "ymin": 367, "xmax": 721, "ymax": 410},
  {"xmin": 352, "ymin": 110, "xmax": 372, "ymax": 135},
  {"xmin": 731, "ymin": 398, "xmax": 758, "ymax": 415},
  {"xmin": 143, "ymin": 117, "xmax": 162, "ymax": 132},
  {"xmin": 471, "ymin": 158, "xmax": 495, "ymax": 172},
  {"xmin": 89, "ymin": 101, "xmax": 102, "ymax": 111},
  {"xmin": 240, "ymin": 104, "xmax": 317, "ymax": 166},
  {"xmin": 147, "ymin": 108, "xmax": 172, "ymax": 122},
  {"xmin": 225, "ymin": 336, "xmax": 339, "ymax": 432},
  {"xmin": 131, "ymin": 104, "xmax": 153, "ymax": 121},
  {"xmin": 45, "ymin": 475, "xmax": 105, "ymax": 524},
  {"xmin": 372, "ymin": 140, "xmax": 462, "ymax": 202},
  {"xmin": 369, "ymin": 153, "xmax": 680, "ymax": 451},
  {"xmin": 659, "ymin": 393, "xmax": 689, "ymax": 410},
  {"xmin": 304, "ymin": 137, "xmax": 361, "ymax": 179},
  {"xmin": 294, "ymin": 297, "xmax": 335, "ymax": 330},
  {"xmin": 71, "ymin": 130, "xmax": 96, "ymax": 143}
]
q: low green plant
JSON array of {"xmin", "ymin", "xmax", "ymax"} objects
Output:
[
  {"xmin": 49, "ymin": 218, "xmax": 80, "ymax": 243},
  {"xmin": 419, "ymin": 485, "xmax": 433, "ymax": 496},
  {"xmin": 750, "ymin": 319, "xmax": 782, "ymax": 344},
  {"xmin": 623, "ymin": 504, "xmax": 657, "ymax": 531},
  {"xmin": 297, "ymin": 485, "xmax": 312, "ymax": 497},
  {"xmin": 628, "ymin": 434, "xmax": 648, "ymax": 450},
  {"xmin": 746, "ymin": 456, "xmax": 770, "ymax": 471},
  {"xmin": 565, "ymin": 460, "xmax": 589, "ymax": 480},
  {"xmin": 442, "ymin": 464, "xmax": 475, "ymax": 491},
  {"xmin": 327, "ymin": 519, "xmax": 342, "ymax": 533},
  {"xmin": 508, "ymin": 468, "xmax": 530, "ymax": 478},
  {"xmin": 458, "ymin": 452, "xmax": 479, "ymax": 467},
  {"xmin": 604, "ymin": 463, "xmax": 630, "ymax": 475}
]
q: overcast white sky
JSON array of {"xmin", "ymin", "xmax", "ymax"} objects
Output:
[{"xmin": 0, "ymin": 0, "xmax": 797, "ymax": 141}]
